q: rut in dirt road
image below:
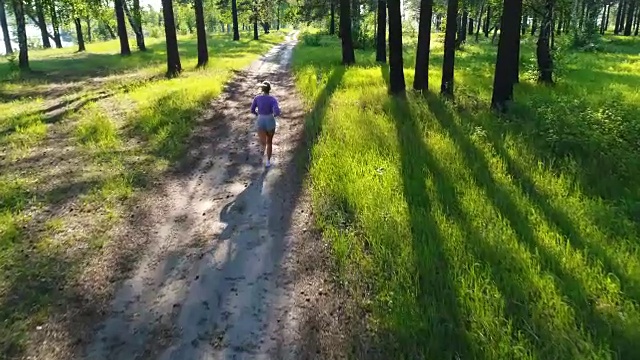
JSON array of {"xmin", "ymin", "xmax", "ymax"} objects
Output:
[{"xmin": 85, "ymin": 31, "xmax": 321, "ymax": 360}]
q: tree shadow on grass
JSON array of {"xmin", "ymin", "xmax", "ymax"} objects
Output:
[
  {"xmin": 425, "ymin": 93, "xmax": 640, "ymax": 358},
  {"xmin": 385, "ymin": 95, "xmax": 474, "ymax": 359}
]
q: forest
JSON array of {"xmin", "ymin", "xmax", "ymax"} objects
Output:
[{"xmin": 1, "ymin": 0, "xmax": 640, "ymax": 357}]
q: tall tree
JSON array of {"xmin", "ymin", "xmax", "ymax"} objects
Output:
[
  {"xmin": 34, "ymin": 0, "xmax": 52, "ymax": 48},
  {"xmin": 232, "ymin": 0, "xmax": 240, "ymax": 40},
  {"xmin": 376, "ymin": 0, "xmax": 386, "ymax": 62},
  {"xmin": 490, "ymin": 0, "xmax": 523, "ymax": 112},
  {"xmin": 195, "ymin": 0, "xmax": 208, "ymax": 67},
  {"xmin": 537, "ymin": 0, "xmax": 554, "ymax": 84},
  {"xmin": 624, "ymin": 0, "xmax": 636, "ymax": 35},
  {"xmin": 329, "ymin": 0, "xmax": 335, "ymax": 34},
  {"xmin": 74, "ymin": 18, "xmax": 86, "ymax": 51},
  {"xmin": 0, "ymin": 0, "xmax": 12, "ymax": 54},
  {"xmin": 615, "ymin": 0, "xmax": 625, "ymax": 33},
  {"xmin": 124, "ymin": 0, "xmax": 146, "ymax": 50},
  {"xmin": 49, "ymin": 0, "xmax": 63, "ymax": 48},
  {"xmin": 162, "ymin": 0, "xmax": 181, "ymax": 76},
  {"xmin": 340, "ymin": 0, "xmax": 355, "ymax": 64},
  {"xmin": 11, "ymin": 0, "xmax": 29, "ymax": 69},
  {"xmin": 114, "ymin": 0, "xmax": 131, "ymax": 55},
  {"xmin": 413, "ymin": 0, "xmax": 433, "ymax": 91},
  {"xmin": 441, "ymin": 0, "xmax": 458, "ymax": 98},
  {"xmin": 388, "ymin": 0, "xmax": 405, "ymax": 94},
  {"xmin": 86, "ymin": 18, "xmax": 92, "ymax": 42},
  {"xmin": 483, "ymin": 4, "xmax": 491, "ymax": 37},
  {"xmin": 253, "ymin": 2, "xmax": 259, "ymax": 40}
]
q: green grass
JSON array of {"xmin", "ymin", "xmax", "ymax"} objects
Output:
[
  {"xmin": 0, "ymin": 31, "xmax": 286, "ymax": 357},
  {"xmin": 293, "ymin": 33, "xmax": 640, "ymax": 359}
]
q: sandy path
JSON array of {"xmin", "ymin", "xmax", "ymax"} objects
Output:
[{"xmin": 85, "ymin": 31, "xmax": 323, "ymax": 360}]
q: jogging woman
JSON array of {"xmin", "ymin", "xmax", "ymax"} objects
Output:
[{"xmin": 250, "ymin": 81, "xmax": 281, "ymax": 168}]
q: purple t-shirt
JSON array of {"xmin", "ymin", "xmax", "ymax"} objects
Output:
[{"xmin": 251, "ymin": 95, "xmax": 281, "ymax": 117}]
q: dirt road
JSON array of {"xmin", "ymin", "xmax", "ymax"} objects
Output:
[{"xmin": 85, "ymin": 31, "xmax": 332, "ymax": 360}]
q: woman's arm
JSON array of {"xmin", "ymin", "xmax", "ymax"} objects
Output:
[
  {"xmin": 250, "ymin": 97, "xmax": 258, "ymax": 115},
  {"xmin": 272, "ymin": 98, "xmax": 281, "ymax": 117}
]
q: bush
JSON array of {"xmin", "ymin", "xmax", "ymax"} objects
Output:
[{"xmin": 303, "ymin": 33, "xmax": 323, "ymax": 47}]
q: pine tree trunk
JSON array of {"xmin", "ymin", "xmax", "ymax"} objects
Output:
[
  {"xmin": 35, "ymin": 0, "xmax": 51, "ymax": 48},
  {"xmin": 0, "ymin": 0, "xmax": 13, "ymax": 54},
  {"xmin": 339, "ymin": 0, "xmax": 356, "ymax": 64},
  {"xmin": 615, "ymin": 1, "xmax": 625, "ymax": 34},
  {"xmin": 124, "ymin": 0, "xmax": 146, "ymax": 51},
  {"xmin": 86, "ymin": 18, "xmax": 92, "ymax": 42},
  {"xmin": 376, "ymin": 0, "xmax": 386, "ymax": 62},
  {"xmin": 11, "ymin": 0, "xmax": 29, "ymax": 69},
  {"xmin": 253, "ymin": 15, "xmax": 258, "ymax": 40},
  {"xmin": 195, "ymin": 0, "xmax": 208, "ymax": 67},
  {"xmin": 537, "ymin": 0, "xmax": 553, "ymax": 84},
  {"xmin": 413, "ymin": 0, "xmax": 433, "ymax": 91},
  {"xmin": 105, "ymin": 22, "xmax": 117, "ymax": 39},
  {"xmin": 133, "ymin": 0, "xmax": 146, "ymax": 50},
  {"xmin": 521, "ymin": 13, "xmax": 527, "ymax": 35},
  {"xmin": 475, "ymin": 3, "xmax": 483, "ymax": 41},
  {"xmin": 277, "ymin": 0, "xmax": 280, "ymax": 30},
  {"xmin": 74, "ymin": 18, "xmax": 85, "ymax": 51},
  {"xmin": 162, "ymin": 0, "xmax": 182, "ymax": 77},
  {"xmin": 115, "ymin": 0, "xmax": 131, "ymax": 55},
  {"xmin": 330, "ymin": 0, "xmax": 335, "ymax": 34},
  {"xmin": 50, "ymin": 1, "xmax": 63, "ymax": 48},
  {"xmin": 232, "ymin": 0, "xmax": 240, "ymax": 40},
  {"xmin": 458, "ymin": 10, "xmax": 468, "ymax": 45},
  {"xmin": 387, "ymin": 0, "xmax": 405, "ymax": 94},
  {"xmin": 624, "ymin": 0, "xmax": 636, "ymax": 35},
  {"xmin": 469, "ymin": 18, "xmax": 474, "ymax": 35},
  {"xmin": 441, "ymin": 0, "xmax": 458, "ymax": 97},
  {"xmin": 484, "ymin": 5, "xmax": 491, "ymax": 37},
  {"xmin": 531, "ymin": 15, "xmax": 538, "ymax": 35},
  {"xmin": 555, "ymin": 11, "xmax": 562, "ymax": 34},
  {"xmin": 635, "ymin": 6, "xmax": 640, "ymax": 35},
  {"xmin": 490, "ymin": 0, "xmax": 523, "ymax": 112}
]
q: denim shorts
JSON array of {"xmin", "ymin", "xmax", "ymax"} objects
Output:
[{"xmin": 256, "ymin": 115, "xmax": 276, "ymax": 133}]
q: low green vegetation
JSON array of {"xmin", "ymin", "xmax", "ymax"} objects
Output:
[
  {"xmin": 293, "ymin": 33, "xmax": 640, "ymax": 359},
  {"xmin": 0, "ymin": 32, "xmax": 284, "ymax": 357}
]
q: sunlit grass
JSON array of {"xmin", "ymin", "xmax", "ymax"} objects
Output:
[
  {"xmin": 293, "ymin": 33, "xmax": 640, "ymax": 358},
  {"xmin": 0, "ymin": 31, "xmax": 286, "ymax": 357}
]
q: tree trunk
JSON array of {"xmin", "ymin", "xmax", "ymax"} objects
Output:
[
  {"xmin": 475, "ymin": 3, "xmax": 484, "ymax": 41},
  {"xmin": 441, "ymin": 0, "xmax": 458, "ymax": 97},
  {"xmin": 615, "ymin": 1, "xmax": 625, "ymax": 34},
  {"xmin": 490, "ymin": 0, "xmax": 523, "ymax": 112},
  {"xmin": 600, "ymin": 5, "xmax": 607, "ymax": 34},
  {"xmin": 624, "ymin": 0, "xmax": 636, "ymax": 35},
  {"xmin": 253, "ymin": 15, "xmax": 258, "ymax": 40},
  {"xmin": 521, "ymin": 12, "xmax": 527, "ymax": 35},
  {"xmin": 195, "ymin": 0, "xmax": 208, "ymax": 67},
  {"xmin": 276, "ymin": 0, "xmax": 280, "ymax": 30},
  {"xmin": 162, "ymin": 0, "xmax": 181, "ymax": 77},
  {"xmin": 114, "ymin": 0, "xmax": 131, "ymax": 55},
  {"xmin": 50, "ymin": 1, "xmax": 63, "ymax": 48},
  {"xmin": 413, "ymin": 0, "xmax": 433, "ymax": 91},
  {"xmin": 105, "ymin": 22, "xmax": 117, "ymax": 39},
  {"xmin": 232, "ymin": 0, "xmax": 240, "ymax": 40},
  {"xmin": 458, "ymin": 10, "xmax": 468, "ymax": 45},
  {"xmin": 123, "ymin": 0, "xmax": 146, "ymax": 51},
  {"xmin": 376, "ymin": 0, "xmax": 386, "ymax": 62},
  {"xmin": 531, "ymin": 15, "xmax": 538, "ymax": 35},
  {"xmin": 86, "ymin": 18, "xmax": 92, "ymax": 42},
  {"xmin": 537, "ymin": 0, "xmax": 553, "ymax": 84},
  {"xmin": 469, "ymin": 18, "xmax": 474, "ymax": 35},
  {"xmin": 578, "ymin": 1, "xmax": 586, "ymax": 29},
  {"xmin": 491, "ymin": 20, "xmax": 500, "ymax": 43},
  {"xmin": 0, "ymin": 0, "xmax": 13, "ymax": 54},
  {"xmin": 387, "ymin": 0, "xmax": 405, "ymax": 94},
  {"xmin": 330, "ymin": 0, "xmax": 336, "ymax": 34},
  {"xmin": 602, "ymin": 5, "xmax": 611, "ymax": 35},
  {"xmin": 555, "ymin": 11, "xmax": 562, "ymax": 34},
  {"xmin": 633, "ymin": 5, "xmax": 640, "ymax": 36},
  {"xmin": 11, "ymin": 0, "xmax": 29, "ymax": 69},
  {"xmin": 35, "ymin": 0, "xmax": 51, "ymax": 48},
  {"xmin": 74, "ymin": 18, "xmax": 86, "ymax": 51},
  {"xmin": 339, "ymin": 0, "xmax": 356, "ymax": 64},
  {"xmin": 484, "ymin": 5, "xmax": 491, "ymax": 37}
]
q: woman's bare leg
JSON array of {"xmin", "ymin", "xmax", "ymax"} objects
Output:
[
  {"xmin": 258, "ymin": 130, "xmax": 267, "ymax": 158},
  {"xmin": 266, "ymin": 131, "xmax": 275, "ymax": 164}
]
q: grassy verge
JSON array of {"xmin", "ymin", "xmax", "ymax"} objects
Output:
[
  {"xmin": 293, "ymin": 33, "xmax": 640, "ymax": 359},
  {"xmin": 0, "ymin": 31, "xmax": 285, "ymax": 358}
]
